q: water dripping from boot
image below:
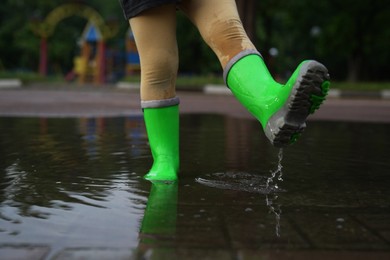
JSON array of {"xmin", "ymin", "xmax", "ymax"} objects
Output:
[{"xmin": 266, "ymin": 148, "xmax": 284, "ymax": 191}]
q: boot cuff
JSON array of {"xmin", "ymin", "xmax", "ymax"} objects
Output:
[
  {"xmin": 141, "ymin": 96, "xmax": 180, "ymax": 109},
  {"xmin": 223, "ymin": 50, "xmax": 262, "ymax": 86}
]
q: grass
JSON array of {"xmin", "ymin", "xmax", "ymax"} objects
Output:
[{"xmin": 0, "ymin": 71, "xmax": 64, "ymax": 84}]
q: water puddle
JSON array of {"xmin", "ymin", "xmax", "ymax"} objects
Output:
[{"xmin": 0, "ymin": 115, "xmax": 389, "ymax": 252}]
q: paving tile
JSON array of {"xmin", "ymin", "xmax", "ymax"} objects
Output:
[
  {"xmin": 0, "ymin": 245, "xmax": 50, "ymax": 260},
  {"xmin": 222, "ymin": 205, "xmax": 310, "ymax": 250},
  {"xmin": 140, "ymin": 248, "xmax": 233, "ymax": 260},
  {"xmin": 380, "ymin": 231, "xmax": 390, "ymax": 243},
  {"xmin": 289, "ymin": 212, "xmax": 389, "ymax": 250},
  {"xmin": 174, "ymin": 205, "xmax": 228, "ymax": 248},
  {"xmin": 174, "ymin": 225, "xmax": 228, "ymax": 248},
  {"xmin": 53, "ymin": 248, "xmax": 135, "ymax": 260},
  {"xmin": 238, "ymin": 250, "xmax": 390, "ymax": 260},
  {"xmin": 353, "ymin": 214, "xmax": 390, "ymax": 244},
  {"xmin": 354, "ymin": 214, "xmax": 390, "ymax": 230}
]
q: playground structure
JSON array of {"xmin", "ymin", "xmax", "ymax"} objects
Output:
[
  {"xmin": 73, "ymin": 22, "xmax": 105, "ymax": 84},
  {"xmin": 30, "ymin": 3, "xmax": 137, "ymax": 84}
]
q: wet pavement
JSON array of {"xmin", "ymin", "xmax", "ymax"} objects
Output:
[
  {"xmin": 0, "ymin": 85, "xmax": 390, "ymax": 260},
  {"xmin": 1, "ymin": 246, "xmax": 390, "ymax": 260},
  {"xmin": 0, "ymin": 85, "xmax": 389, "ymax": 122}
]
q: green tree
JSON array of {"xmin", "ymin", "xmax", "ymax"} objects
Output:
[
  {"xmin": 236, "ymin": 0, "xmax": 257, "ymax": 42},
  {"xmin": 318, "ymin": 0, "xmax": 390, "ymax": 81},
  {"xmin": 1, "ymin": 0, "xmax": 389, "ymax": 81},
  {"xmin": 250, "ymin": 0, "xmax": 390, "ymax": 81}
]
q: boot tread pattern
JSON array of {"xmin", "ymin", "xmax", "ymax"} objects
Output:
[{"xmin": 268, "ymin": 61, "xmax": 330, "ymax": 147}]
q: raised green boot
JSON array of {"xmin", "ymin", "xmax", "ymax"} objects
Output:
[
  {"xmin": 224, "ymin": 50, "xmax": 330, "ymax": 147},
  {"xmin": 142, "ymin": 97, "xmax": 179, "ymax": 182}
]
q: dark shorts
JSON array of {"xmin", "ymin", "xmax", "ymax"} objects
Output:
[{"xmin": 119, "ymin": 0, "xmax": 180, "ymax": 19}]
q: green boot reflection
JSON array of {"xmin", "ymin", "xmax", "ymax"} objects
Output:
[{"xmin": 139, "ymin": 181, "xmax": 178, "ymax": 247}]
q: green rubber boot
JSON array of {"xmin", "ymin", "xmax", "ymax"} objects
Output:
[
  {"xmin": 142, "ymin": 97, "xmax": 179, "ymax": 182},
  {"xmin": 225, "ymin": 50, "xmax": 330, "ymax": 147}
]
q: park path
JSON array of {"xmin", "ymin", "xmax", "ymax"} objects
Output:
[{"xmin": 0, "ymin": 87, "xmax": 389, "ymax": 123}]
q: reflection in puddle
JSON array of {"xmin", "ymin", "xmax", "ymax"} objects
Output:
[
  {"xmin": 266, "ymin": 194, "xmax": 282, "ymax": 237},
  {"xmin": 138, "ymin": 182, "xmax": 178, "ymax": 255}
]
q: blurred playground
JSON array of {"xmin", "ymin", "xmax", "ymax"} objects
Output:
[
  {"xmin": 0, "ymin": 0, "xmax": 389, "ymax": 89},
  {"xmin": 27, "ymin": 2, "xmax": 140, "ymax": 85}
]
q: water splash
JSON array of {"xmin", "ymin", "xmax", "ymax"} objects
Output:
[
  {"xmin": 266, "ymin": 148, "xmax": 284, "ymax": 190},
  {"xmin": 265, "ymin": 149, "xmax": 283, "ymax": 237},
  {"xmin": 266, "ymin": 194, "xmax": 282, "ymax": 237},
  {"xmin": 195, "ymin": 149, "xmax": 285, "ymax": 194},
  {"xmin": 195, "ymin": 172, "xmax": 282, "ymax": 194}
]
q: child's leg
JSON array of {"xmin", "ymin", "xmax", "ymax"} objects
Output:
[
  {"xmin": 129, "ymin": 4, "xmax": 180, "ymax": 181},
  {"xmin": 178, "ymin": 0, "xmax": 255, "ymax": 68},
  {"xmin": 129, "ymin": 4, "xmax": 178, "ymax": 101},
  {"xmin": 179, "ymin": 0, "xmax": 330, "ymax": 147}
]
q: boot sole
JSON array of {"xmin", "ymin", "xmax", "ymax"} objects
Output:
[{"xmin": 264, "ymin": 61, "xmax": 330, "ymax": 147}]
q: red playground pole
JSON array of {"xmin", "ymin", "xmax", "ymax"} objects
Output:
[
  {"xmin": 97, "ymin": 41, "xmax": 106, "ymax": 84},
  {"xmin": 39, "ymin": 37, "xmax": 48, "ymax": 76}
]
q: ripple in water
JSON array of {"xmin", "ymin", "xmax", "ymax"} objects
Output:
[
  {"xmin": 195, "ymin": 149, "xmax": 285, "ymax": 194},
  {"xmin": 195, "ymin": 172, "xmax": 284, "ymax": 194}
]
